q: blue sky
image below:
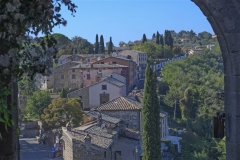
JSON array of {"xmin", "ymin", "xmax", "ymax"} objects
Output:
[{"xmin": 51, "ymin": 0, "xmax": 214, "ymax": 46}]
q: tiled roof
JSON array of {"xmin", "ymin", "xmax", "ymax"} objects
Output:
[
  {"xmin": 85, "ymin": 111, "xmax": 121, "ymax": 124},
  {"xmin": 93, "ymin": 97, "xmax": 142, "ymax": 111},
  {"xmin": 69, "ymin": 63, "xmax": 128, "ymax": 69},
  {"xmin": 66, "ymin": 129, "xmax": 114, "ymax": 149}
]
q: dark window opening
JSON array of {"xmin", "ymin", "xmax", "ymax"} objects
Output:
[
  {"xmin": 72, "ymin": 69, "xmax": 75, "ymax": 72},
  {"xmin": 112, "ymin": 62, "xmax": 116, "ymax": 64},
  {"xmin": 72, "ymin": 74, "xmax": 76, "ymax": 79},
  {"xmin": 61, "ymin": 75, "xmax": 64, "ymax": 79},
  {"xmin": 102, "ymin": 85, "xmax": 107, "ymax": 90},
  {"xmin": 87, "ymin": 74, "xmax": 90, "ymax": 79},
  {"xmin": 104, "ymin": 151, "xmax": 106, "ymax": 158},
  {"xmin": 101, "ymin": 62, "xmax": 104, "ymax": 64}
]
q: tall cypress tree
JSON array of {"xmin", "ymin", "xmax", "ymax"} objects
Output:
[
  {"xmin": 108, "ymin": 37, "xmax": 113, "ymax": 54},
  {"xmin": 142, "ymin": 33, "xmax": 147, "ymax": 44},
  {"xmin": 152, "ymin": 33, "xmax": 156, "ymax": 40},
  {"xmin": 94, "ymin": 34, "xmax": 99, "ymax": 54},
  {"xmin": 99, "ymin": 35, "xmax": 105, "ymax": 54},
  {"xmin": 160, "ymin": 35, "xmax": 164, "ymax": 46},
  {"xmin": 142, "ymin": 64, "xmax": 161, "ymax": 160},
  {"xmin": 156, "ymin": 31, "xmax": 160, "ymax": 44}
]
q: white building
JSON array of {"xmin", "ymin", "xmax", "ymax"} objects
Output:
[
  {"xmin": 67, "ymin": 73, "xmax": 126, "ymax": 110},
  {"xmin": 160, "ymin": 111, "xmax": 169, "ymax": 138}
]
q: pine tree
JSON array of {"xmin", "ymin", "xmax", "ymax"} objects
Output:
[
  {"xmin": 95, "ymin": 34, "xmax": 99, "ymax": 54},
  {"xmin": 142, "ymin": 64, "xmax": 161, "ymax": 160},
  {"xmin": 142, "ymin": 33, "xmax": 147, "ymax": 44},
  {"xmin": 156, "ymin": 31, "xmax": 160, "ymax": 44},
  {"xmin": 99, "ymin": 35, "xmax": 105, "ymax": 54}
]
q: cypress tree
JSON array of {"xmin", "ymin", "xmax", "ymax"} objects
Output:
[
  {"xmin": 156, "ymin": 31, "xmax": 160, "ymax": 44},
  {"xmin": 142, "ymin": 64, "xmax": 161, "ymax": 160},
  {"xmin": 160, "ymin": 35, "xmax": 164, "ymax": 46},
  {"xmin": 94, "ymin": 34, "xmax": 99, "ymax": 54},
  {"xmin": 152, "ymin": 33, "xmax": 156, "ymax": 39},
  {"xmin": 108, "ymin": 37, "xmax": 113, "ymax": 54},
  {"xmin": 99, "ymin": 35, "xmax": 105, "ymax": 54},
  {"xmin": 59, "ymin": 88, "xmax": 68, "ymax": 98},
  {"xmin": 142, "ymin": 33, "xmax": 147, "ymax": 44}
]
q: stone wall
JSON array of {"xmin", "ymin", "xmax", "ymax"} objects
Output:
[
  {"xmin": 67, "ymin": 87, "xmax": 89, "ymax": 110},
  {"xmin": 62, "ymin": 133, "xmax": 73, "ymax": 160},
  {"xmin": 102, "ymin": 110, "xmax": 141, "ymax": 131},
  {"xmin": 73, "ymin": 142, "xmax": 111, "ymax": 160}
]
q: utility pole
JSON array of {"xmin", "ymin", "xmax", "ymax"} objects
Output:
[{"xmin": 174, "ymin": 100, "xmax": 177, "ymax": 119}]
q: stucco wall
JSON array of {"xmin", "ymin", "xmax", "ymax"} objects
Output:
[{"xmin": 89, "ymin": 81, "xmax": 123, "ymax": 109}]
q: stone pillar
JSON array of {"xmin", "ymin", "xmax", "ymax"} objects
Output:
[{"xmin": 192, "ymin": 1, "xmax": 240, "ymax": 159}]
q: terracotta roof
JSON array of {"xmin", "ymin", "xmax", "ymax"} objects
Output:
[
  {"xmin": 93, "ymin": 97, "xmax": 142, "ymax": 111},
  {"xmin": 69, "ymin": 63, "xmax": 128, "ymax": 69}
]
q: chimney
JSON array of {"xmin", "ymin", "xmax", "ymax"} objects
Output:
[
  {"xmin": 97, "ymin": 112, "xmax": 102, "ymax": 127},
  {"xmin": 84, "ymin": 134, "xmax": 91, "ymax": 149},
  {"xmin": 106, "ymin": 124, "xmax": 113, "ymax": 134}
]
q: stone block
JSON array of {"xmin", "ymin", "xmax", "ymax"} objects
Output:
[
  {"xmin": 226, "ymin": 141, "xmax": 240, "ymax": 160},
  {"xmin": 224, "ymin": 91, "xmax": 240, "ymax": 116},
  {"xmin": 225, "ymin": 114, "xmax": 240, "ymax": 143},
  {"xmin": 224, "ymin": 75, "xmax": 240, "ymax": 92}
]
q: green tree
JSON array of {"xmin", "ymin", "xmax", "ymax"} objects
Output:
[
  {"xmin": 18, "ymin": 76, "xmax": 36, "ymax": 96},
  {"xmin": 142, "ymin": 65, "xmax": 161, "ymax": 160},
  {"xmin": 164, "ymin": 30, "xmax": 173, "ymax": 48},
  {"xmin": 160, "ymin": 35, "xmax": 164, "ymax": 46},
  {"xmin": 41, "ymin": 98, "xmax": 83, "ymax": 130},
  {"xmin": 25, "ymin": 90, "xmax": 51, "ymax": 119},
  {"xmin": 108, "ymin": 37, "xmax": 113, "ymax": 54},
  {"xmin": 163, "ymin": 45, "xmax": 173, "ymax": 58},
  {"xmin": 99, "ymin": 35, "xmax": 105, "ymax": 54},
  {"xmin": 172, "ymin": 45, "xmax": 182, "ymax": 56},
  {"xmin": 152, "ymin": 33, "xmax": 156, "ymax": 40},
  {"xmin": 95, "ymin": 34, "xmax": 99, "ymax": 54},
  {"xmin": 142, "ymin": 33, "xmax": 147, "ymax": 44},
  {"xmin": 59, "ymin": 88, "xmax": 68, "ymax": 98},
  {"xmin": 0, "ymin": 0, "xmax": 77, "ymax": 158},
  {"xmin": 156, "ymin": 31, "xmax": 160, "ymax": 44}
]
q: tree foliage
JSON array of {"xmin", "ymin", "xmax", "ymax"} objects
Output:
[
  {"xmin": 161, "ymin": 43, "xmax": 225, "ymax": 159},
  {"xmin": 95, "ymin": 34, "xmax": 99, "ymax": 54},
  {"xmin": 142, "ymin": 65, "xmax": 161, "ymax": 160},
  {"xmin": 142, "ymin": 33, "xmax": 147, "ymax": 44},
  {"xmin": 99, "ymin": 35, "xmax": 105, "ymax": 54},
  {"xmin": 25, "ymin": 90, "xmax": 51, "ymax": 119},
  {"xmin": 41, "ymin": 98, "xmax": 83, "ymax": 130}
]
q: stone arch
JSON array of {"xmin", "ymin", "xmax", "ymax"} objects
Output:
[{"xmin": 192, "ymin": 1, "xmax": 240, "ymax": 159}]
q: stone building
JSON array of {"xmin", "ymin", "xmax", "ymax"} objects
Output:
[
  {"xmin": 62, "ymin": 111, "xmax": 141, "ymax": 160},
  {"xmin": 92, "ymin": 56, "xmax": 138, "ymax": 92},
  {"xmin": 49, "ymin": 61, "xmax": 128, "ymax": 92},
  {"xmin": 67, "ymin": 74, "xmax": 127, "ymax": 110},
  {"xmin": 117, "ymin": 50, "xmax": 147, "ymax": 79},
  {"xmin": 92, "ymin": 96, "xmax": 143, "ymax": 132}
]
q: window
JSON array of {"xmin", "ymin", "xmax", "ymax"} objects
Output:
[
  {"xmin": 87, "ymin": 74, "xmax": 90, "ymax": 79},
  {"xmin": 72, "ymin": 74, "xmax": 76, "ymax": 79},
  {"xmin": 61, "ymin": 75, "xmax": 64, "ymax": 79},
  {"xmin": 72, "ymin": 69, "xmax": 75, "ymax": 72},
  {"xmin": 102, "ymin": 85, "xmax": 107, "ymax": 90},
  {"xmin": 101, "ymin": 62, "xmax": 104, "ymax": 64},
  {"xmin": 112, "ymin": 62, "xmax": 116, "ymax": 64}
]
